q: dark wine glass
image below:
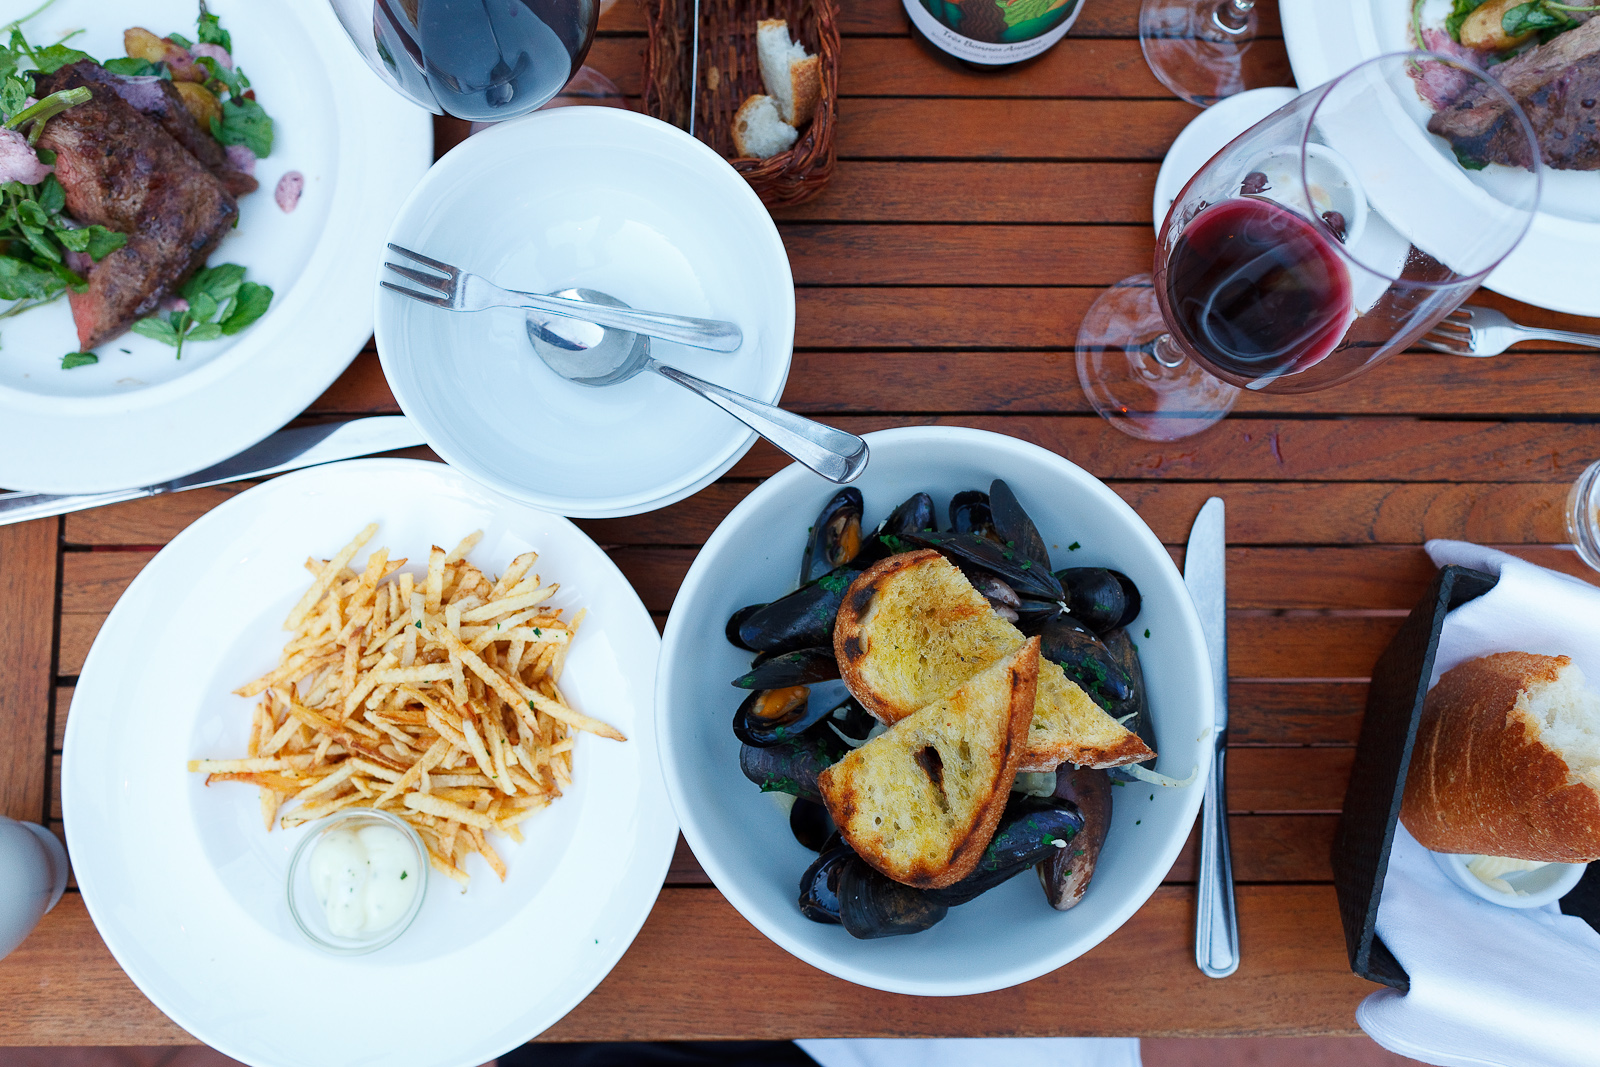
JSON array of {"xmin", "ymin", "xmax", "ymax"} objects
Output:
[
  {"xmin": 1076, "ymin": 52, "xmax": 1543, "ymax": 441},
  {"xmin": 329, "ymin": 0, "xmax": 599, "ymax": 120}
]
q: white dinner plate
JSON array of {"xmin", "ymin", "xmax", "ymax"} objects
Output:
[
  {"xmin": 62, "ymin": 460, "xmax": 677, "ymax": 1067},
  {"xmin": 1281, "ymin": 0, "xmax": 1600, "ymax": 317},
  {"xmin": 0, "ymin": 0, "xmax": 431, "ymax": 495},
  {"xmin": 375, "ymin": 106, "xmax": 795, "ymax": 518}
]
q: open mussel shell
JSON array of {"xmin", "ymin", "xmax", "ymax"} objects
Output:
[
  {"xmin": 924, "ymin": 796, "xmax": 1084, "ymax": 907},
  {"xmin": 1100, "ymin": 627, "xmax": 1148, "ymax": 741},
  {"xmin": 1039, "ymin": 615, "xmax": 1135, "ymax": 715},
  {"xmin": 1039, "ymin": 767, "xmax": 1111, "ymax": 911},
  {"xmin": 739, "ymin": 731, "xmax": 848, "ymax": 802},
  {"xmin": 1056, "ymin": 567, "xmax": 1141, "ymax": 633},
  {"xmin": 725, "ymin": 603, "xmax": 767, "ymax": 650},
  {"xmin": 878, "ymin": 492, "xmax": 937, "ymax": 540},
  {"xmin": 800, "ymin": 488, "xmax": 865, "ymax": 586},
  {"xmin": 736, "ymin": 564, "xmax": 861, "ymax": 654},
  {"xmin": 732, "ymin": 647, "xmax": 840, "ymax": 690},
  {"xmin": 908, "ymin": 529, "xmax": 1064, "ymax": 602},
  {"xmin": 790, "ymin": 798, "xmax": 837, "ymax": 852},
  {"xmin": 733, "ymin": 678, "xmax": 853, "ymax": 747},
  {"xmin": 837, "ymin": 856, "xmax": 948, "ymax": 938},
  {"xmin": 989, "ymin": 479, "xmax": 1052, "ymax": 573},
  {"xmin": 948, "ymin": 490, "xmax": 996, "ymax": 539},
  {"xmin": 798, "ymin": 837, "xmax": 852, "ymax": 923}
]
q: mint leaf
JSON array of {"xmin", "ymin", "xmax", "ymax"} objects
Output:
[
  {"xmin": 196, "ymin": 55, "xmax": 243, "ymax": 99},
  {"xmin": 184, "ymin": 262, "xmax": 245, "ymax": 305},
  {"xmin": 1502, "ymin": 1, "xmax": 1567, "ymax": 35},
  {"xmin": 36, "ymin": 174, "xmax": 63, "ymax": 214},
  {"xmin": 220, "ymin": 281, "xmax": 271, "ymax": 334},
  {"xmin": 102, "ymin": 56, "xmax": 157, "ymax": 76},
  {"xmin": 0, "ymin": 254, "xmax": 62, "ymax": 300},
  {"xmin": 188, "ymin": 290, "xmax": 219, "ymax": 323},
  {"xmin": 31, "ymin": 44, "xmax": 91, "ymax": 74},
  {"xmin": 211, "ymin": 96, "xmax": 272, "ymax": 158},
  {"xmin": 55, "ymin": 224, "xmax": 126, "ymax": 261},
  {"xmin": 130, "ymin": 316, "xmax": 180, "ymax": 347},
  {"xmin": 60, "ymin": 350, "xmax": 95, "ymax": 369},
  {"xmin": 166, "ymin": 32, "xmax": 193, "ymax": 49},
  {"xmin": 44, "ymin": 259, "xmax": 86, "ymax": 293},
  {"xmin": 197, "ymin": 3, "xmax": 232, "ymax": 52},
  {"xmin": 185, "ymin": 320, "xmax": 223, "ymax": 343}
]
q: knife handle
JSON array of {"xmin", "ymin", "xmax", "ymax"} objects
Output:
[
  {"xmin": 1195, "ymin": 743, "xmax": 1240, "ymax": 978},
  {"xmin": 0, "ymin": 487, "xmax": 155, "ymax": 526}
]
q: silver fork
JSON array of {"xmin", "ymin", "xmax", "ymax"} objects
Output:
[
  {"xmin": 1421, "ymin": 305, "xmax": 1600, "ymax": 357},
  {"xmin": 381, "ymin": 244, "xmax": 745, "ymax": 353}
]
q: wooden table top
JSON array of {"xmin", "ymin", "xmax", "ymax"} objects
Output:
[{"xmin": 5, "ymin": 0, "xmax": 1600, "ymax": 1047}]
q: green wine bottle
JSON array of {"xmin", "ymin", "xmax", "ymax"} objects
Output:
[{"xmin": 903, "ymin": 0, "xmax": 1085, "ymax": 67}]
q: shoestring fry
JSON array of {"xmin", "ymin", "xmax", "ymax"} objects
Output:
[{"xmin": 188, "ymin": 524, "xmax": 625, "ymax": 887}]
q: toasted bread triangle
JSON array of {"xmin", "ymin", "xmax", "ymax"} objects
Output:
[
  {"xmin": 818, "ymin": 639, "xmax": 1040, "ymax": 888},
  {"xmin": 834, "ymin": 550, "xmax": 1155, "ymax": 771}
]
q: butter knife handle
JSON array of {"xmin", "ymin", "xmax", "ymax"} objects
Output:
[
  {"xmin": 0, "ymin": 487, "xmax": 154, "ymax": 526},
  {"xmin": 1196, "ymin": 744, "xmax": 1239, "ymax": 978}
]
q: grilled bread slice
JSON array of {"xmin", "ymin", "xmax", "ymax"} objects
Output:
[
  {"xmin": 817, "ymin": 639, "xmax": 1040, "ymax": 888},
  {"xmin": 834, "ymin": 549, "xmax": 1154, "ymax": 771}
]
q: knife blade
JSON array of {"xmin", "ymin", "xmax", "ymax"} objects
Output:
[
  {"xmin": 0, "ymin": 416, "xmax": 427, "ymax": 527},
  {"xmin": 1186, "ymin": 496, "xmax": 1238, "ymax": 978}
]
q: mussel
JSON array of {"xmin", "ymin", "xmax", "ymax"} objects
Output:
[
  {"xmin": 732, "ymin": 678, "xmax": 851, "ymax": 747},
  {"xmin": 725, "ymin": 603, "xmax": 767, "ymax": 651},
  {"xmin": 1038, "ymin": 766, "xmax": 1111, "ymax": 910},
  {"xmin": 798, "ymin": 837, "xmax": 851, "ymax": 923},
  {"xmin": 1057, "ymin": 567, "xmax": 1141, "ymax": 634},
  {"xmin": 1039, "ymin": 615, "xmax": 1135, "ymax": 714},
  {"xmin": 989, "ymin": 479, "xmax": 1052, "ymax": 574},
  {"xmin": 790, "ymin": 798, "xmax": 837, "ymax": 852},
  {"xmin": 739, "ymin": 731, "xmax": 848, "ymax": 802},
  {"xmin": 821, "ymin": 696, "xmax": 881, "ymax": 746},
  {"xmin": 800, "ymin": 489, "xmax": 865, "ymax": 586},
  {"xmin": 1100, "ymin": 627, "xmax": 1149, "ymax": 741},
  {"xmin": 908, "ymin": 529, "xmax": 1064, "ymax": 603},
  {"xmin": 878, "ymin": 492, "xmax": 937, "ymax": 539},
  {"xmin": 924, "ymin": 796, "xmax": 1084, "ymax": 907},
  {"xmin": 734, "ymin": 564, "xmax": 862, "ymax": 654},
  {"xmin": 948, "ymin": 490, "xmax": 996, "ymax": 539},
  {"xmin": 732, "ymin": 647, "xmax": 840, "ymax": 690},
  {"xmin": 963, "ymin": 567, "xmax": 1021, "ymax": 622},
  {"xmin": 837, "ymin": 855, "xmax": 948, "ymax": 938}
]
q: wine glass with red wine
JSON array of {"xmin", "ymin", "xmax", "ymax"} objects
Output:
[
  {"xmin": 327, "ymin": 0, "xmax": 598, "ymax": 120},
  {"xmin": 1076, "ymin": 52, "xmax": 1543, "ymax": 441}
]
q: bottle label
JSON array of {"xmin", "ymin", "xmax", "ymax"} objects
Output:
[{"xmin": 903, "ymin": 0, "xmax": 1084, "ymax": 66}]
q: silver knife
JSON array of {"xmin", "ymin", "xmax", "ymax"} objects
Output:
[
  {"xmin": 1186, "ymin": 496, "xmax": 1238, "ymax": 978},
  {"xmin": 0, "ymin": 416, "xmax": 426, "ymax": 526}
]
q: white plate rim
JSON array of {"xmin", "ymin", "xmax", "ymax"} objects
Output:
[
  {"xmin": 654, "ymin": 425, "xmax": 1213, "ymax": 996},
  {"xmin": 0, "ymin": 0, "xmax": 432, "ymax": 495},
  {"xmin": 61, "ymin": 458, "xmax": 679, "ymax": 1066}
]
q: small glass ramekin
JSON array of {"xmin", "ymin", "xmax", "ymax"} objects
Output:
[
  {"xmin": 1569, "ymin": 459, "xmax": 1600, "ymax": 575},
  {"xmin": 286, "ymin": 808, "xmax": 428, "ymax": 955}
]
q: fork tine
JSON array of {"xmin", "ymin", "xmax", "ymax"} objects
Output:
[
  {"xmin": 383, "ymin": 262, "xmax": 453, "ymax": 293},
  {"xmin": 380, "ymin": 281, "xmax": 453, "ymax": 308},
  {"xmin": 1445, "ymin": 307, "xmax": 1473, "ymax": 324},
  {"xmin": 1420, "ymin": 335, "xmax": 1470, "ymax": 355},
  {"xmin": 1429, "ymin": 320, "xmax": 1471, "ymax": 337},
  {"xmin": 385, "ymin": 243, "xmax": 457, "ymax": 275}
]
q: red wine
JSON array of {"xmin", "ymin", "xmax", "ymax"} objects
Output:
[
  {"xmin": 374, "ymin": 0, "xmax": 596, "ymax": 121},
  {"xmin": 1159, "ymin": 198, "xmax": 1353, "ymax": 385}
]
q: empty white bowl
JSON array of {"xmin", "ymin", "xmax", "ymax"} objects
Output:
[
  {"xmin": 375, "ymin": 107, "xmax": 795, "ymax": 518},
  {"xmin": 655, "ymin": 426, "xmax": 1213, "ymax": 995}
]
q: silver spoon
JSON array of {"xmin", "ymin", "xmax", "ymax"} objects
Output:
[{"xmin": 526, "ymin": 290, "xmax": 868, "ymax": 484}]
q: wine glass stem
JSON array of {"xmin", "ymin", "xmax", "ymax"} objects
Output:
[
  {"xmin": 1212, "ymin": 0, "xmax": 1254, "ymax": 34},
  {"xmin": 1149, "ymin": 333, "xmax": 1190, "ymax": 370}
]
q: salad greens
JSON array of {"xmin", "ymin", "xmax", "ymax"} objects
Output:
[
  {"xmin": 1439, "ymin": 0, "xmax": 1600, "ymax": 47},
  {"xmin": 131, "ymin": 263, "xmax": 272, "ymax": 360}
]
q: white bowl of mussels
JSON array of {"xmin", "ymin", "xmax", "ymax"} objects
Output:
[{"xmin": 655, "ymin": 426, "xmax": 1213, "ymax": 996}]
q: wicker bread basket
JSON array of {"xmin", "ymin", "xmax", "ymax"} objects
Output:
[{"xmin": 641, "ymin": 0, "xmax": 839, "ymax": 208}]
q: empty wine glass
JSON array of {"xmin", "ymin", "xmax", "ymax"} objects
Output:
[
  {"xmin": 1140, "ymin": 0, "xmax": 1259, "ymax": 107},
  {"xmin": 1077, "ymin": 52, "xmax": 1543, "ymax": 441},
  {"xmin": 1570, "ymin": 460, "xmax": 1600, "ymax": 574},
  {"xmin": 328, "ymin": 0, "xmax": 599, "ymax": 120}
]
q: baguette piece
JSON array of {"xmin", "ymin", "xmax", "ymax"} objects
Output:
[
  {"xmin": 756, "ymin": 18, "xmax": 821, "ymax": 127},
  {"xmin": 818, "ymin": 639, "xmax": 1040, "ymax": 888},
  {"xmin": 1402, "ymin": 651, "xmax": 1600, "ymax": 863},
  {"xmin": 731, "ymin": 94, "xmax": 798, "ymax": 159},
  {"xmin": 834, "ymin": 550, "xmax": 1154, "ymax": 771}
]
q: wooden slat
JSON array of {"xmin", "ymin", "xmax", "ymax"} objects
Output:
[
  {"xmin": 0, "ymin": 885, "xmax": 1366, "ymax": 1046},
  {"xmin": 776, "ymin": 162, "xmax": 1160, "ymax": 223},
  {"xmin": 52, "ymin": 685, "xmax": 71, "ymax": 751},
  {"xmin": 783, "ymin": 224, "xmax": 1151, "ymax": 285},
  {"xmin": 0, "ymin": 520, "xmax": 57, "ymax": 822},
  {"xmin": 836, "ymin": 99, "xmax": 1197, "ymax": 159}
]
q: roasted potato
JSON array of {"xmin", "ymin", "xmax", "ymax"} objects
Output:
[
  {"xmin": 123, "ymin": 26, "xmax": 204, "ymax": 81},
  {"xmin": 1459, "ymin": 0, "xmax": 1539, "ymax": 53},
  {"xmin": 172, "ymin": 81, "xmax": 222, "ymax": 132}
]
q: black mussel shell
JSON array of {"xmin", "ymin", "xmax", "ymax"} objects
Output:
[
  {"xmin": 1056, "ymin": 567, "xmax": 1141, "ymax": 633},
  {"xmin": 948, "ymin": 490, "xmax": 996, "ymax": 539},
  {"xmin": 1039, "ymin": 615, "xmax": 1135, "ymax": 714},
  {"xmin": 798, "ymin": 840, "xmax": 852, "ymax": 923},
  {"xmin": 965, "ymin": 568, "xmax": 1020, "ymax": 610},
  {"xmin": 925, "ymin": 796, "xmax": 1084, "ymax": 907},
  {"xmin": 739, "ymin": 731, "xmax": 848, "ymax": 802},
  {"xmin": 725, "ymin": 603, "xmax": 767, "ymax": 650},
  {"xmin": 908, "ymin": 529, "xmax": 1064, "ymax": 602},
  {"xmin": 1013, "ymin": 597, "xmax": 1066, "ymax": 634},
  {"xmin": 876, "ymin": 492, "xmax": 938, "ymax": 542},
  {"xmin": 837, "ymin": 856, "xmax": 948, "ymax": 938},
  {"xmin": 1039, "ymin": 767, "xmax": 1111, "ymax": 910},
  {"xmin": 1099, "ymin": 627, "xmax": 1148, "ymax": 742},
  {"xmin": 733, "ymin": 679, "xmax": 851, "ymax": 747},
  {"xmin": 790, "ymin": 798, "xmax": 837, "ymax": 852},
  {"xmin": 800, "ymin": 489, "xmax": 865, "ymax": 586},
  {"xmin": 989, "ymin": 479, "xmax": 1052, "ymax": 573},
  {"xmin": 733, "ymin": 647, "xmax": 840, "ymax": 690},
  {"xmin": 736, "ymin": 565, "xmax": 861, "ymax": 654},
  {"xmin": 822, "ymin": 696, "xmax": 880, "ymax": 745}
]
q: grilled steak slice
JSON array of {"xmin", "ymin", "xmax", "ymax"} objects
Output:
[
  {"xmin": 37, "ymin": 68, "xmax": 238, "ymax": 349},
  {"xmin": 1428, "ymin": 17, "xmax": 1600, "ymax": 170},
  {"xmin": 39, "ymin": 62, "xmax": 258, "ymax": 196}
]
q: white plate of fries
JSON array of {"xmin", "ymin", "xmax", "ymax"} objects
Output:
[{"xmin": 62, "ymin": 458, "xmax": 675, "ymax": 1067}]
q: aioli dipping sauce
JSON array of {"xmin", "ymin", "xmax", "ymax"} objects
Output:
[{"xmin": 308, "ymin": 822, "xmax": 419, "ymax": 937}]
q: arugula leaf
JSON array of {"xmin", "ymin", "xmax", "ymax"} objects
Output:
[
  {"xmin": 135, "ymin": 264, "xmax": 268, "ymax": 358},
  {"xmin": 210, "ymin": 96, "xmax": 272, "ymax": 158},
  {"xmin": 130, "ymin": 315, "xmax": 181, "ymax": 347},
  {"xmin": 59, "ymin": 350, "xmax": 95, "ymax": 369},
  {"xmin": 221, "ymin": 281, "xmax": 271, "ymax": 334},
  {"xmin": 166, "ymin": 31, "xmax": 193, "ymax": 49},
  {"xmin": 197, "ymin": 2, "xmax": 231, "ymax": 52},
  {"xmin": 184, "ymin": 262, "xmax": 245, "ymax": 304},
  {"xmin": 1445, "ymin": 0, "xmax": 1488, "ymax": 40},
  {"xmin": 0, "ymin": 252, "xmax": 61, "ymax": 299},
  {"xmin": 35, "ymin": 173, "xmax": 62, "ymax": 214},
  {"xmin": 44, "ymin": 259, "xmax": 86, "ymax": 292},
  {"xmin": 1502, "ymin": 1, "xmax": 1569, "ymax": 35},
  {"xmin": 196, "ymin": 55, "xmax": 244, "ymax": 99},
  {"xmin": 0, "ymin": 75, "xmax": 27, "ymax": 117},
  {"xmin": 55, "ymin": 224, "xmax": 127, "ymax": 261},
  {"xmin": 185, "ymin": 320, "xmax": 223, "ymax": 343},
  {"xmin": 102, "ymin": 56, "xmax": 157, "ymax": 76},
  {"xmin": 30, "ymin": 42, "xmax": 89, "ymax": 74}
]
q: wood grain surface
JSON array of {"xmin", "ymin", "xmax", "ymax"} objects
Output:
[{"xmin": 3, "ymin": 0, "xmax": 1596, "ymax": 1048}]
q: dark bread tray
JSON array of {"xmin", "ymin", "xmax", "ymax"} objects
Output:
[{"xmin": 1333, "ymin": 564, "xmax": 1600, "ymax": 992}]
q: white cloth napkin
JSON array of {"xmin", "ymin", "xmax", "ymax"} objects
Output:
[
  {"xmin": 1354, "ymin": 540, "xmax": 1600, "ymax": 1067},
  {"xmin": 795, "ymin": 1038, "xmax": 1142, "ymax": 1067}
]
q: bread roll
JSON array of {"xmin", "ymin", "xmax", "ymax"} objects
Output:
[
  {"xmin": 731, "ymin": 94, "xmax": 797, "ymax": 159},
  {"xmin": 1401, "ymin": 651, "xmax": 1600, "ymax": 862},
  {"xmin": 756, "ymin": 19, "xmax": 820, "ymax": 128}
]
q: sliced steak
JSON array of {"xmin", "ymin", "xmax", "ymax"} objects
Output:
[
  {"xmin": 39, "ymin": 61, "xmax": 259, "ymax": 196},
  {"xmin": 1427, "ymin": 17, "xmax": 1600, "ymax": 170},
  {"xmin": 37, "ymin": 67, "xmax": 238, "ymax": 350}
]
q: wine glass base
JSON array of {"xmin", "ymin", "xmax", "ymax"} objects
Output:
[
  {"xmin": 1075, "ymin": 276, "xmax": 1241, "ymax": 442},
  {"xmin": 1140, "ymin": 0, "xmax": 1258, "ymax": 108}
]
